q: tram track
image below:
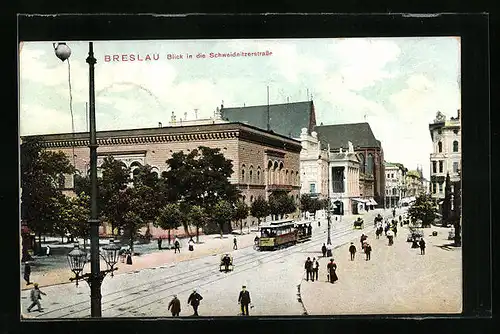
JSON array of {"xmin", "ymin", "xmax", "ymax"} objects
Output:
[{"xmin": 38, "ymin": 211, "xmax": 394, "ymax": 318}]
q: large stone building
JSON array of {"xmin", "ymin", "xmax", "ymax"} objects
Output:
[
  {"xmin": 25, "ymin": 121, "xmax": 302, "ymax": 233},
  {"xmin": 315, "ymin": 122, "xmax": 385, "ymax": 208},
  {"xmin": 298, "ymin": 128, "xmax": 329, "ymax": 198},
  {"xmin": 429, "ymin": 110, "xmax": 461, "ymax": 205}
]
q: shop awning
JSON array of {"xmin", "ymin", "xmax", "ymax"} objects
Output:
[
  {"xmin": 352, "ymin": 198, "xmax": 368, "ymax": 203},
  {"xmin": 369, "ymin": 198, "xmax": 377, "ymax": 205}
]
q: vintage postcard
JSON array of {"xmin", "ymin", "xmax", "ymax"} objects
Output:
[{"xmin": 19, "ymin": 37, "xmax": 462, "ymax": 319}]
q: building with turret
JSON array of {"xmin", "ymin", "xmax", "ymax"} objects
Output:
[{"xmin": 429, "ymin": 109, "xmax": 461, "ymax": 206}]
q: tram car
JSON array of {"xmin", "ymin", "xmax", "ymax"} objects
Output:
[
  {"xmin": 258, "ymin": 219, "xmax": 298, "ymax": 251},
  {"xmin": 294, "ymin": 220, "xmax": 313, "ymax": 243}
]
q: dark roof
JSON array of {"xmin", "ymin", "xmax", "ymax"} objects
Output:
[
  {"xmin": 314, "ymin": 122, "xmax": 381, "ymax": 149},
  {"xmin": 221, "ymin": 101, "xmax": 316, "ymax": 139}
]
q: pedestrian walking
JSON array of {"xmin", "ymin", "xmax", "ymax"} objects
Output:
[
  {"xmin": 313, "ymin": 258, "xmax": 319, "ymax": 281},
  {"xmin": 233, "ymin": 237, "xmax": 238, "ymax": 250},
  {"xmin": 387, "ymin": 229, "xmax": 394, "ymax": 246},
  {"xmin": 188, "ymin": 238, "xmax": 195, "ymax": 251},
  {"xmin": 27, "ymin": 283, "xmax": 46, "ymax": 312},
  {"xmin": 187, "ymin": 289, "xmax": 203, "ymax": 316},
  {"xmin": 174, "ymin": 238, "xmax": 181, "ymax": 253},
  {"xmin": 392, "ymin": 208, "xmax": 396, "ymax": 218},
  {"xmin": 349, "ymin": 242, "xmax": 356, "ymax": 260},
  {"xmin": 360, "ymin": 234, "xmax": 367, "ymax": 249},
  {"xmin": 238, "ymin": 285, "xmax": 252, "ymax": 316},
  {"xmin": 157, "ymin": 237, "xmax": 163, "ymax": 250},
  {"xmin": 304, "ymin": 257, "xmax": 313, "ymax": 281},
  {"xmin": 326, "ymin": 258, "xmax": 338, "ymax": 283},
  {"xmin": 321, "ymin": 243, "xmax": 327, "ymax": 257},
  {"xmin": 365, "ymin": 243, "xmax": 372, "ymax": 260},
  {"xmin": 23, "ymin": 262, "xmax": 31, "ymax": 285},
  {"xmin": 46, "ymin": 245, "xmax": 51, "ymax": 257},
  {"xmin": 168, "ymin": 294, "xmax": 181, "ymax": 316},
  {"xmin": 326, "ymin": 243, "xmax": 333, "ymax": 257},
  {"xmin": 419, "ymin": 238, "xmax": 426, "ymax": 255},
  {"xmin": 393, "ymin": 225, "xmax": 398, "ymax": 238}
]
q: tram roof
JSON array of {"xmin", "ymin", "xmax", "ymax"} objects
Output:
[{"xmin": 259, "ymin": 219, "xmax": 295, "ymax": 228}]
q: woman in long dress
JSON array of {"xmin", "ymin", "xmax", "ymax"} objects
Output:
[{"xmin": 327, "ymin": 259, "xmax": 338, "ymax": 283}]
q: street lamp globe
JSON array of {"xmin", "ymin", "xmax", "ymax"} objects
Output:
[
  {"xmin": 67, "ymin": 243, "xmax": 87, "ymax": 286},
  {"xmin": 101, "ymin": 239, "xmax": 121, "ymax": 276},
  {"xmin": 53, "ymin": 42, "xmax": 72, "ymax": 62}
]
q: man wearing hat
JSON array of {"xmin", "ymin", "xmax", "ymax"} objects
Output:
[
  {"xmin": 27, "ymin": 283, "xmax": 46, "ymax": 312},
  {"xmin": 168, "ymin": 294, "xmax": 181, "ymax": 317},
  {"xmin": 238, "ymin": 285, "xmax": 251, "ymax": 316},
  {"xmin": 187, "ymin": 289, "xmax": 203, "ymax": 316}
]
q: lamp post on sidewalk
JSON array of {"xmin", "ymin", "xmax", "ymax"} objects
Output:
[
  {"xmin": 54, "ymin": 41, "xmax": 111, "ymax": 317},
  {"xmin": 326, "ymin": 201, "xmax": 332, "ymax": 245}
]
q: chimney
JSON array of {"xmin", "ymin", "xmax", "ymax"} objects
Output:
[
  {"xmin": 158, "ymin": 122, "xmax": 162, "ymax": 128},
  {"xmin": 184, "ymin": 112, "xmax": 188, "ymax": 121},
  {"xmin": 457, "ymin": 108, "xmax": 461, "ymax": 119},
  {"xmin": 221, "ymin": 100, "xmax": 224, "ymax": 109}
]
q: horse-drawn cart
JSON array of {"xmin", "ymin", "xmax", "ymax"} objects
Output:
[
  {"xmin": 353, "ymin": 218, "xmax": 364, "ymax": 229},
  {"xmin": 220, "ymin": 253, "xmax": 234, "ymax": 272}
]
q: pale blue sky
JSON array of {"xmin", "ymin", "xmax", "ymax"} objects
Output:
[{"xmin": 19, "ymin": 37, "xmax": 461, "ymax": 179}]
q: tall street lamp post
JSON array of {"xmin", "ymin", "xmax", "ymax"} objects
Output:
[
  {"xmin": 326, "ymin": 200, "xmax": 332, "ymax": 245},
  {"xmin": 54, "ymin": 42, "xmax": 114, "ymax": 317}
]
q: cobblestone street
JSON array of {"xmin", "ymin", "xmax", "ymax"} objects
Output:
[{"xmin": 300, "ymin": 223, "xmax": 462, "ymax": 315}]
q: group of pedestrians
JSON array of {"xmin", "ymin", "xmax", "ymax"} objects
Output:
[
  {"xmin": 167, "ymin": 285, "xmax": 252, "ymax": 317},
  {"xmin": 304, "ymin": 257, "xmax": 320, "ymax": 281}
]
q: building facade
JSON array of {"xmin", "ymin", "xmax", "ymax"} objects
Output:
[
  {"xmin": 299, "ymin": 128, "xmax": 329, "ymax": 198},
  {"xmin": 384, "ymin": 162, "xmax": 405, "ymax": 208},
  {"xmin": 26, "ymin": 122, "xmax": 302, "ymax": 233},
  {"xmin": 315, "ymin": 122, "xmax": 385, "ymax": 208},
  {"xmin": 328, "ymin": 142, "xmax": 361, "ymax": 215},
  {"xmin": 429, "ymin": 110, "xmax": 461, "ymax": 204}
]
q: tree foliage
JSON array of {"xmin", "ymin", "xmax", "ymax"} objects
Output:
[
  {"xmin": 155, "ymin": 203, "xmax": 183, "ymax": 245},
  {"xmin": 21, "ymin": 137, "xmax": 75, "ymax": 251},
  {"xmin": 269, "ymin": 190, "xmax": 297, "ymax": 220},
  {"xmin": 250, "ymin": 196, "xmax": 269, "ymax": 225},
  {"xmin": 408, "ymin": 194, "xmax": 437, "ymax": 228},
  {"xmin": 212, "ymin": 199, "xmax": 234, "ymax": 237},
  {"xmin": 187, "ymin": 205, "xmax": 209, "ymax": 243},
  {"xmin": 300, "ymin": 194, "xmax": 322, "ymax": 217},
  {"xmin": 234, "ymin": 200, "xmax": 249, "ymax": 234}
]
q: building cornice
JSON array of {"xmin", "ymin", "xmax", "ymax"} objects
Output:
[{"xmin": 24, "ymin": 122, "xmax": 302, "ymax": 153}]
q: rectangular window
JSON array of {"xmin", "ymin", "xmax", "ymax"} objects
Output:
[
  {"xmin": 310, "ymin": 183, "xmax": 316, "ymax": 194},
  {"xmin": 433, "ymin": 183, "xmax": 437, "ymax": 194},
  {"xmin": 439, "ymin": 161, "xmax": 443, "ymax": 173},
  {"xmin": 453, "ymin": 162, "xmax": 459, "ymax": 173},
  {"xmin": 432, "ymin": 161, "xmax": 437, "ymax": 173},
  {"xmin": 439, "ymin": 182, "xmax": 443, "ymax": 193}
]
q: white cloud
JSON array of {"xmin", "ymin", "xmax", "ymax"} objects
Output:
[{"xmin": 20, "ymin": 104, "xmax": 73, "ymax": 135}]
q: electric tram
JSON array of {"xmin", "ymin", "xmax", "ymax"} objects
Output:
[
  {"xmin": 258, "ymin": 219, "xmax": 298, "ymax": 251},
  {"xmin": 294, "ymin": 220, "xmax": 313, "ymax": 243}
]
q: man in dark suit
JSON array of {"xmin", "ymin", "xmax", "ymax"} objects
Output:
[
  {"xmin": 304, "ymin": 257, "xmax": 313, "ymax": 281},
  {"xmin": 168, "ymin": 294, "xmax": 181, "ymax": 316},
  {"xmin": 187, "ymin": 289, "xmax": 203, "ymax": 316},
  {"xmin": 238, "ymin": 285, "xmax": 252, "ymax": 316}
]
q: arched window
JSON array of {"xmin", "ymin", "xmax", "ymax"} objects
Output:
[
  {"xmin": 257, "ymin": 169, "xmax": 261, "ymax": 184},
  {"xmin": 296, "ymin": 171, "xmax": 299, "ymax": 185},
  {"xmin": 359, "ymin": 153, "xmax": 365, "ymax": 173},
  {"xmin": 392, "ymin": 188, "xmax": 397, "ymax": 196},
  {"xmin": 249, "ymin": 165, "xmax": 254, "ymax": 183},
  {"xmin": 438, "ymin": 141, "xmax": 442, "ymax": 153},
  {"xmin": 241, "ymin": 169, "xmax": 245, "ymax": 183},
  {"xmin": 286, "ymin": 170, "xmax": 289, "ymax": 184},
  {"xmin": 267, "ymin": 161, "xmax": 273, "ymax": 185},
  {"xmin": 453, "ymin": 140, "xmax": 459, "ymax": 152},
  {"xmin": 250, "ymin": 195, "xmax": 254, "ymax": 202},
  {"xmin": 366, "ymin": 153, "xmax": 374, "ymax": 175}
]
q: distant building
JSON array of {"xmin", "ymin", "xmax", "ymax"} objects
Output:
[
  {"xmin": 315, "ymin": 122, "xmax": 385, "ymax": 208},
  {"xmin": 384, "ymin": 162, "xmax": 405, "ymax": 208},
  {"xmin": 298, "ymin": 128, "xmax": 329, "ymax": 199},
  {"xmin": 23, "ymin": 121, "xmax": 302, "ymax": 234},
  {"xmin": 429, "ymin": 109, "xmax": 461, "ymax": 207}
]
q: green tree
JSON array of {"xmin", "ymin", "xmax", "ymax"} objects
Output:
[
  {"xmin": 155, "ymin": 203, "xmax": 183, "ymax": 247},
  {"xmin": 408, "ymin": 193, "xmax": 437, "ymax": 228},
  {"xmin": 55, "ymin": 192, "xmax": 91, "ymax": 248},
  {"xmin": 187, "ymin": 205, "xmax": 208, "ymax": 243},
  {"xmin": 250, "ymin": 196, "xmax": 269, "ymax": 226},
  {"xmin": 21, "ymin": 137, "xmax": 75, "ymax": 254},
  {"xmin": 234, "ymin": 200, "xmax": 249, "ymax": 234},
  {"xmin": 213, "ymin": 199, "xmax": 234, "ymax": 238},
  {"xmin": 300, "ymin": 194, "xmax": 313, "ymax": 218},
  {"xmin": 163, "ymin": 146, "xmax": 240, "ymax": 234},
  {"xmin": 269, "ymin": 190, "xmax": 297, "ymax": 220}
]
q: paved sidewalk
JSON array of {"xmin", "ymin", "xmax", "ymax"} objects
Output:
[
  {"xmin": 300, "ymin": 224, "xmax": 462, "ymax": 315},
  {"xmin": 21, "ymin": 232, "xmax": 258, "ymax": 291}
]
